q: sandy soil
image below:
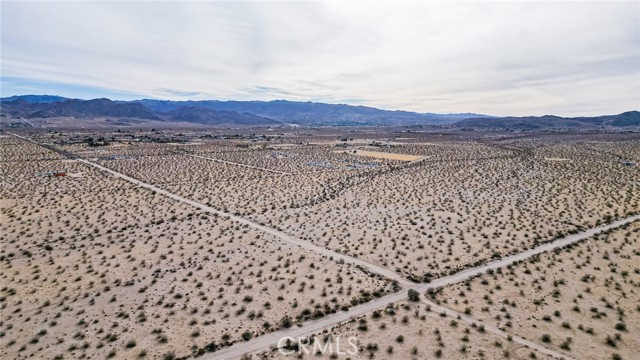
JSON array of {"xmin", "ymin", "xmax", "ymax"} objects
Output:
[
  {"xmin": 263, "ymin": 300, "xmax": 556, "ymax": 360},
  {"xmin": 0, "ymin": 138, "xmax": 390, "ymax": 360},
  {"xmin": 432, "ymin": 222, "xmax": 640, "ymax": 360},
  {"xmin": 334, "ymin": 149, "xmax": 424, "ymax": 161},
  {"xmin": 2, "ymin": 130, "xmax": 639, "ymax": 360}
]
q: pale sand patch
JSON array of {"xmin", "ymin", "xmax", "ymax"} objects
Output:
[
  {"xmin": 415, "ymin": 142, "xmax": 444, "ymax": 146},
  {"xmin": 335, "ymin": 149, "xmax": 423, "ymax": 161},
  {"xmin": 392, "ymin": 139, "xmax": 442, "ymax": 146},
  {"xmin": 268, "ymin": 143, "xmax": 298, "ymax": 148},
  {"xmin": 0, "ymin": 198, "xmax": 18, "ymax": 208},
  {"xmin": 544, "ymin": 157, "xmax": 570, "ymax": 161},
  {"xmin": 311, "ymin": 139, "xmax": 406, "ymax": 146}
]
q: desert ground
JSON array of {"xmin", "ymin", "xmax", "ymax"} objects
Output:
[
  {"xmin": 261, "ymin": 222, "xmax": 638, "ymax": 360},
  {"xmin": 1, "ymin": 128, "xmax": 638, "ymax": 360},
  {"xmin": 264, "ymin": 299, "xmax": 558, "ymax": 360},
  {"xmin": 430, "ymin": 221, "xmax": 640, "ymax": 360}
]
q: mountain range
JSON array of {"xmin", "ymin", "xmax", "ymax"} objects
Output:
[
  {"xmin": 1, "ymin": 95, "xmax": 638, "ymax": 129},
  {"xmin": 456, "ymin": 111, "xmax": 640, "ymax": 130}
]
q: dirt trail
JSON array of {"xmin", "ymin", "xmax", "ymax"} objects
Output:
[
  {"xmin": 421, "ymin": 299, "xmax": 576, "ymax": 360},
  {"xmin": 209, "ymin": 215, "xmax": 638, "ymax": 360},
  {"xmin": 9, "ymin": 133, "xmax": 637, "ymax": 360},
  {"xmin": 76, "ymin": 158, "xmax": 411, "ymax": 287}
]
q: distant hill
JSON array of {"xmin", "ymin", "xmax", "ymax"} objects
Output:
[
  {"xmin": 0, "ymin": 99, "xmax": 52, "ymax": 118},
  {"xmin": 135, "ymin": 99, "xmax": 484, "ymax": 126},
  {"xmin": 27, "ymin": 98, "xmax": 162, "ymax": 120},
  {"xmin": 0, "ymin": 98, "xmax": 158, "ymax": 119},
  {"xmin": 166, "ymin": 106, "xmax": 280, "ymax": 126},
  {"xmin": 0, "ymin": 94, "xmax": 69, "ymax": 103},
  {"xmin": 1, "ymin": 95, "xmax": 487, "ymax": 126},
  {"xmin": 0, "ymin": 97, "xmax": 281, "ymax": 126},
  {"xmin": 2, "ymin": 95, "xmax": 638, "ymax": 129},
  {"xmin": 454, "ymin": 111, "xmax": 640, "ymax": 130}
]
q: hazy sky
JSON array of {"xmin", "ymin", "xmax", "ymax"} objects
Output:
[{"xmin": 1, "ymin": 1, "xmax": 638, "ymax": 116}]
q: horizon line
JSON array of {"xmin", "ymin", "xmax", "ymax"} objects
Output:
[{"xmin": 3, "ymin": 93, "xmax": 638, "ymax": 118}]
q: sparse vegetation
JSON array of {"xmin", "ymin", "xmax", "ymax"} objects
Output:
[{"xmin": 2, "ymin": 131, "xmax": 639, "ymax": 360}]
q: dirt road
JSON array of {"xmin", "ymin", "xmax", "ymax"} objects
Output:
[
  {"xmin": 415, "ymin": 214, "xmax": 640, "ymax": 293},
  {"xmin": 11, "ymin": 133, "xmax": 636, "ymax": 360},
  {"xmin": 209, "ymin": 214, "xmax": 638, "ymax": 360},
  {"xmin": 421, "ymin": 299, "xmax": 576, "ymax": 360},
  {"xmin": 76, "ymin": 158, "xmax": 412, "ymax": 288}
]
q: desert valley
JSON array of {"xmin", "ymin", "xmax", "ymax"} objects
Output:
[
  {"xmin": 2, "ymin": 2, "xmax": 639, "ymax": 359},
  {"xmin": 1, "ymin": 125, "xmax": 638, "ymax": 360}
]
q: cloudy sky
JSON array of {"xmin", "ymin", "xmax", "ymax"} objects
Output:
[{"xmin": 1, "ymin": 1, "xmax": 638, "ymax": 116}]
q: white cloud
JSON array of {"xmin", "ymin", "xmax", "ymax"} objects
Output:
[{"xmin": 1, "ymin": 1, "xmax": 638, "ymax": 116}]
